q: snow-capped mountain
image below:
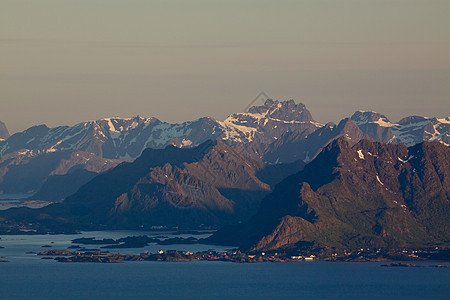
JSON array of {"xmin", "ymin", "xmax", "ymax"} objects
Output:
[
  {"xmin": 351, "ymin": 111, "xmax": 450, "ymax": 146},
  {"xmin": 0, "ymin": 116, "xmax": 222, "ymax": 194},
  {"xmin": 0, "ymin": 99, "xmax": 448, "ymax": 195},
  {"xmin": 219, "ymin": 99, "xmax": 322, "ymax": 144},
  {"xmin": 264, "ymin": 111, "xmax": 449, "ymax": 164},
  {"xmin": 0, "ymin": 116, "xmax": 222, "ymax": 160},
  {"xmin": 0, "ymin": 100, "xmax": 320, "ymax": 160},
  {"xmin": 217, "ymin": 99, "xmax": 323, "ymax": 159},
  {"xmin": 0, "ymin": 99, "xmax": 320, "ymax": 194}
]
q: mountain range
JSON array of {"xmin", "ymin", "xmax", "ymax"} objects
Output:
[
  {"xmin": 0, "ymin": 118, "xmax": 448, "ymax": 251},
  {"xmin": 0, "ymin": 100, "xmax": 448, "ymax": 199}
]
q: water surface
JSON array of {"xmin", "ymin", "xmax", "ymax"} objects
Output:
[{"xmin": 0, "ymin": 232, "xmax": 448, "ymax": 299}]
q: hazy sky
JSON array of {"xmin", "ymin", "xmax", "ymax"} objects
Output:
[{"xmin": 1, "ymin": 0, "xmax": 449, "ymax": 134}]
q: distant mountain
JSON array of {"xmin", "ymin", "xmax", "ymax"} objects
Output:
[
  {"xmin": 0, "ymin": 100, "xmax": 319, "ymax": 195},
  {"xmin": 0, "ymin": 140, "xmax": 304, "ymax": 231},
  {"xmin": 29, "ymin": 169, "xmax": 98, "ymax": 203},
  {"xmin": 0, "ymin": 99, "xmax": 448, "ymax": 195},
  {"xmin": 0, "ymin": 101, "xmax": 320, "ymax": 161},
  {"xmin": 209, "ymin": 139, "xmax": 450, "ymax": 251},
  {"xmin": 263, "ymin": 111, "xmax": 450, "ymax": 163},
  {"xmin": 351, "ymin": 111, "xmax": 450, "ymax": 146},
  {"xmin": 0, "ymin": 117, "xmax": 221, "ymax": 194},
  {"xmin": 0, "ymin": 116, "xmax": 221, "ymax": 160},
  {"xmin": 0, "ymin": 150, "xmax": 121, "ymax": 194},
  {"xmin": 218, "ymin": 99, "xmax": 322, "ymax": 159},
  {"xmin": 0, "ymin": 120, "xmax": 9, "ymax": 140},
  {"xmin": 263, "ymin": 118, "xmax": 367, "ymax": 163}
]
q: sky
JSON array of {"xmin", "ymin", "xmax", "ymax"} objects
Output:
[{"xmin": 1, "ymin": 0, "xmax": 449, "ymax": 134}]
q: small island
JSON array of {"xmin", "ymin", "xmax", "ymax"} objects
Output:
[
  {"xmin": 38, "ymin": 249, "xmax": 317, "ymax": 263},
  {"xmin": 381, "ymin": 263, "xmax": 423, "ymax": 268},
  {"xmin": 71, "ymin": 235, "xmax": 200, "ymax": 249},
  {"xmin": 35, "ymin": 246, "xmax": 450, "ymax": 265}
]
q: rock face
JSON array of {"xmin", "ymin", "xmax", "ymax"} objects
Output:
[
  {"xmin": 209, "ymin": 139, "xmax": 450, "ymax": 251},
  {"xmin": 0, "ymin": 120, "xmax": 9, "ymax": 140},
  {"xmin": 218, "ymin": 99, "xmax": 322, "ymax": 159},
  {"xmin": 0, "ymin": 140, "xmax": 304, "ymax": 230}
]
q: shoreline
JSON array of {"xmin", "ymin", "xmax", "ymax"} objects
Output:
[
  {"xmin": 1, "ymin": 231, "xmax": 449, "ymax": 264},
  {"xmin": 33, "ymin": 248, "xmax": 450, "ymax": 265}
]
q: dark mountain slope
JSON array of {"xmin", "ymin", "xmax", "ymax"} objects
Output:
[
  {"xmin": 29, "ymin": 169, "xmax": 99, "ymax": 203},
  {"xmin": 0, "ymin": 140, "xmax": 304, "ymax": 231},
  {"xmin": 0, "ymin": 150, "xmax": 121, "ymax": 194},
  {"xmin": 209, "ymin": 139, "xmax": 450, "ymax": 251}
]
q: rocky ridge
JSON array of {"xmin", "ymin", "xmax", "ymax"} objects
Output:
[
  {"xmin": 0, "ymin": 140, "xmax": 304, "ymax": 231},
  {"xmin": 209, "ymin": 139, "xmax": 450, "ymax": 251}
]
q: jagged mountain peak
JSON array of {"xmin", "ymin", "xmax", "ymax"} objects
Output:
[
  {"xmin": 246, "ymin": 99, "xmax": 314, "ymax": 122},
  {"xmin": 0, "ymin": 115, "xmax": 223, "ymax": 160},
  {"xmin": 351, "ymin": 110, "xmax": 393, "ymax": 127},
  {"xmin": 81, "ymin": 116, "xmax": 159, "ymax": 132},
  {"xmin": 328, "ymin": 118, "xmax": 364, "ymax": 144},
  {"xmin": 219, "ymin": 100, "xmax": 322, "ymax": 148},
  {"xmin": 397, "ymin": 115, "xmax": 430, "ymax": 125}
]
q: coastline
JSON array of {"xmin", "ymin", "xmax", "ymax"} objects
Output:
[
  {"xmin": 34, "ymin": 248, "xmax": 450, "ymax": 265},
  {"xmin": 1, "ymin": 230, "xmax": 449, "ymax": 264}
]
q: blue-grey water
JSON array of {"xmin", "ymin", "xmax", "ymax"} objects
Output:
[
  {"xmin": 0, "ymin": 194, "xmax": 31, "ymax": 200},
  {"xmin": 1, "ymin": 232, "xmax": 449, "ymax": 300}
]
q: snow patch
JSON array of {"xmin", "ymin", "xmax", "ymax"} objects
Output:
[
  {"xmin": 181, "ymin": 139, "xmax": 193, "ymax": 147},
  {"xmin": 304, "ymin": 152, "xmax": 311, "ymax": 163},
  {"xmin": 357, "ymin": 150, "xmax": 365, "ymax": 159},
  {"xmin": 436, "ymin": 117, "xmax": 450, "ymax": 124},
  {"xmin": 398, "ymin": 157, "xmax": 407, "ymax": 163},
  {"xmin": 376, "ymin": 175, "xmax": 384, "ymax": 185}
]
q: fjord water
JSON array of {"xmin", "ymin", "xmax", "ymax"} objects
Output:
[{"xmin": 0, "ymin": 233, "xmax": 449, "ymax": 299}]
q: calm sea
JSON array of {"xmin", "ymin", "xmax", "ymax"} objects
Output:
[{"xmin": 0, "ymin": 232, "xmax": 449, "ymax": 300}]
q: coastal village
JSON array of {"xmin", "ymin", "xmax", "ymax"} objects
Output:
[
  {"xmin": 36, "ymin": 249, "xmax": 318, "ymax": 263},
  {"xmin": 33, "ymin": 246, "xmax": 449, "ymax": 264}
]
